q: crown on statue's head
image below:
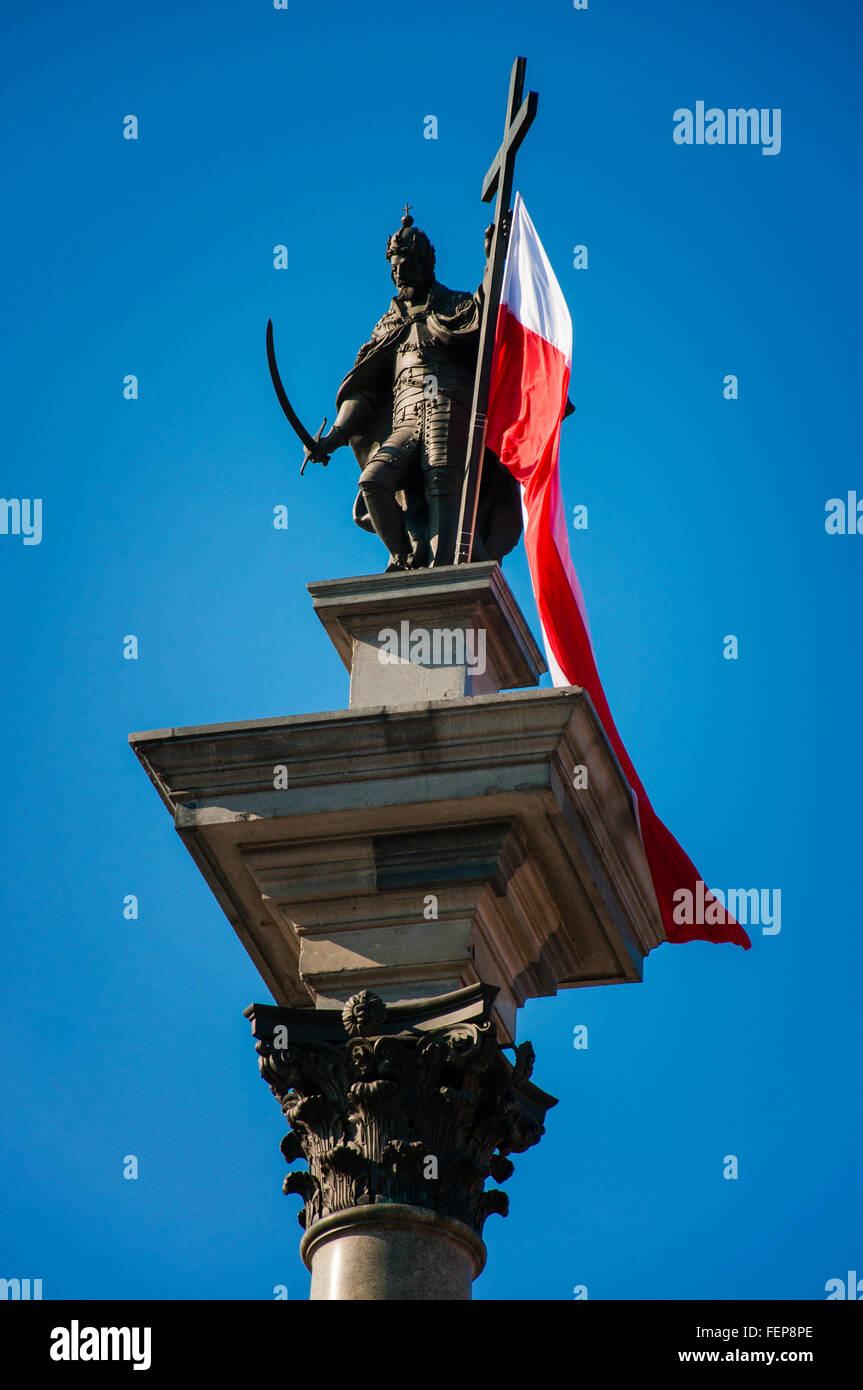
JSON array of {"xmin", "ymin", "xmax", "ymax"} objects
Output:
[{"xmin": 386, "ymin": 206, "xmax": 435, "ymax": 273}]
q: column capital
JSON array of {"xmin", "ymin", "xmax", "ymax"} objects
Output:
[{"xmin": 246, "ymin": 983, "xmax": 557, "ymax": 1241}]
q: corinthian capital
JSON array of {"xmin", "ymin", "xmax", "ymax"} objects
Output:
[{"xmin": 245, "ymin": 983, "xmax": 556, "ymax": 1237}]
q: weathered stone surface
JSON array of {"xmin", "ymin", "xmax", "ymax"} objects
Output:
[
  {"xmin": 308, "ymin": 561, "xmax": 546, "ymax": 706},
  {"xmin": 131, "ymin": 685, "xmax": 665, "ymax": 1040}
]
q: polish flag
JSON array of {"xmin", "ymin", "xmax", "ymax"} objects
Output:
[{"xmin": 485, "ymin": 194, "xmax": 750, "ymax": 949}]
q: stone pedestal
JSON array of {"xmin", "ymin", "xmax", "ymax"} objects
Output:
[
  {"xmin": 308, "ymin": 561, "xmax": 545, "ymax": 706},
  {"xmin": 130, "ymin": 568, "xmax": 663, "ymax": 1042}
]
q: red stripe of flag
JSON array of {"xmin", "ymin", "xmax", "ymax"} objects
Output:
[{"xmin": 486, "ymin": 194, "xmax": 750, "ymax": 949}]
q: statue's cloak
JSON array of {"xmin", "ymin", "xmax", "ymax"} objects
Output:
[{"xmin": 334, "ymin": 280, "xmax": 523, "ymax": 563}]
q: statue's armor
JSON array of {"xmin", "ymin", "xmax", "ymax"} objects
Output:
[
  {"xmin": 374, "ymin": 311, "xmax": 472, "ymax": 470},
  {"xmin": 393, "ymin": 314, "xmax": 472, "ymax": 405},
  {"xmin": 356, "ymin": 304, "xmax": 475, "ymax": 563},
  {"xmin": 333, "ymin": 274, "xmax": 523, "ymax": 568}
]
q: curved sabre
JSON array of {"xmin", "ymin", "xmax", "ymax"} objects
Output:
[{"xmin": 266, "ymin": 318, "xmax": 328, "ymax": 473}]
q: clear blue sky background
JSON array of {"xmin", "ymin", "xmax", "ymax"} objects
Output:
[{"xmin": 2, "ymin": 0, "xmax": 860, "ymax": 1300}]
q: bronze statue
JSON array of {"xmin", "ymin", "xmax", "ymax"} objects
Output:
[{"xmin": 268, "ymin": 209, "xmax": 522, "ymax": 571}]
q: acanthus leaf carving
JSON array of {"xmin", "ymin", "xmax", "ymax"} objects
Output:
[{"xmin": 249, "ymin": 988, "xmax": 557, "ymax": 1237}]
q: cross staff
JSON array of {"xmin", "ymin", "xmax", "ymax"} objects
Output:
[{"xmin": 455, "ymin": 56, "xmax": 538, "ymax": 565}]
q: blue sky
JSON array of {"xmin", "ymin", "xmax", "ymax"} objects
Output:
[{"xmin": 1, "ymin": 0, "xmax": 861, "ymax": 1300}]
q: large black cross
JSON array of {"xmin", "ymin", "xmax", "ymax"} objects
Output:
[{"xmin": 455, "ymin": 57, "xmax": 538, "ymax": 565}]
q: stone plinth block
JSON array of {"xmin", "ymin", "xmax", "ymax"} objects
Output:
[{"xmin": 308, "ymin": 561, "xmax": 546, "ymax": 707}]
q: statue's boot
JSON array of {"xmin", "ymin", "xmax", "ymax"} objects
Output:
[
  {"xmin": 402, "ymin": 492, "xmax": 429, "ymax": 569},
  {"xmin": 360, "ymin": 485, "xmax": 410, "ymax": 569},
  {"xmin": 426, "ymin": 488, "xmax": 460, "ymax": 568}
]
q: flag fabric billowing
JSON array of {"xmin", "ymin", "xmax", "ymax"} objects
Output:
[{"xmin": 485, "ymin": 193, "xmax": 750, "ymax": 950}]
